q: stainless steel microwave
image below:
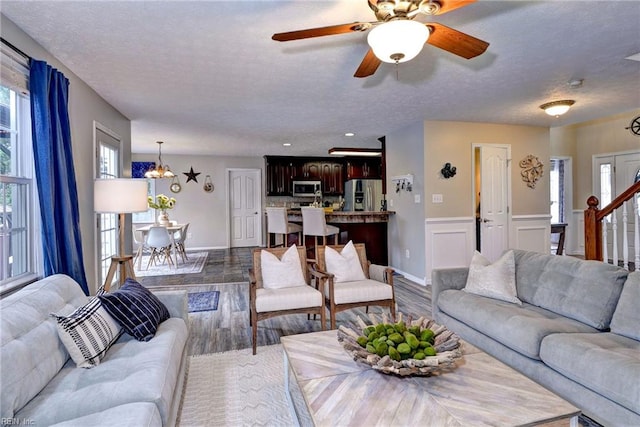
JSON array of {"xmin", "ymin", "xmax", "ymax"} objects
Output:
[{"xmin": 292, "ymin": 181, "xmax": 321, "ymax": 197}]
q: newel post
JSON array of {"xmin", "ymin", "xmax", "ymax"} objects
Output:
[{"xmin": 584, "ymin": 196, "xmax": 602, "ymax": 261}]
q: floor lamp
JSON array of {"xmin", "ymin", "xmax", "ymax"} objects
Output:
[{"xmin": 94, "ymin": 178, "xmax": 149, "ymax": 291}]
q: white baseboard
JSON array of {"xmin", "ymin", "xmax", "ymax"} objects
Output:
[
  {"xmin": 391, "ymin": 268, "xmax": 426, "ymax": 287},
  {"xmin": 187, "ymin": 246, "xmax": 228, "ymax": 251}
]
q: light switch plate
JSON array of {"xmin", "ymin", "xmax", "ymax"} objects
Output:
[
  {"xmin": 432, "ymin": 194, "xmax": 443, "ymax": 203},
  {"xmin": 414, "ymin": 194, "xmax": 421, "ymax": 203}
]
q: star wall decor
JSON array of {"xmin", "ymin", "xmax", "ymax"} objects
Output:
[{"xmin": 183, "ymin": 167, "xmax": 201, "ymax": 183}]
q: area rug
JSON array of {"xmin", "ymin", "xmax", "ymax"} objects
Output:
[
  {"xmin": 187, "ymin": 291, "xmax": 219, "ymax": 313},
  {"xmin": 177, "ymin": 344, "xmax": 310, "ymax": 427},
  {"xmin": 135, "ymin": 252, "xmax": 208, "ymax": 277}
]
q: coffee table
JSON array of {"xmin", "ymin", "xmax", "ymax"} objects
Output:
[{"xmin": 281, "ymin": 330, "xmax": 580, "ymax": 427}]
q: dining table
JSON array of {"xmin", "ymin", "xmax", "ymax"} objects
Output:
[{"xmin": 135, "ymin": 223, "xmax": 186, "ymax": 267}]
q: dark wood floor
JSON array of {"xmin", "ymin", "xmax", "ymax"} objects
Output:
[{"xmin": 138, "ymin": 248, "xmax": 432, "ymax": 356}]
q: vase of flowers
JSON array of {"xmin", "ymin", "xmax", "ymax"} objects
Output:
[{"xmin": 148, "ymin": 194, "xmax": 176, "ymax": 226}]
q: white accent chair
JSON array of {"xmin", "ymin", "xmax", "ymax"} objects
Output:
[
  {"xmin": 146, "ymin": 226, "xmax": 174, "ymax": 269},
  {"xmin": 248, "ymin": 246, "xmax": 325, "ymax": 354},
  {"xmin": 301, "ymin": 207, "xmax": 339, "ymax": 261},
  {"xmin": 132, "ymin": 227, "xmax": 149, "ymax": 270},
  {"xmin": 265, "ymin": 207, "xmax": 302, "ymax": 248},
  {"xmin": 315, "ymin": 243, "xmax": 395, "ymax": 330},
  {"xmin": 172, "ymin": 223, "xmax": 190, "ymax": 263}
]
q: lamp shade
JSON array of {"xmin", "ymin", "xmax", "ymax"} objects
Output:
[
  {"xmin": 367, "ymin": 20, "xmax": 430, "ymax": 63},
  {"xmin": 94, "ymin": 179, "xmax": 149, "ymax": 213}
]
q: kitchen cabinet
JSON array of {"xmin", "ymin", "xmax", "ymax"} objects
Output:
[
  {"xmin": 321, "ymin": 162, "xmax": 344, "ymax": 195},
  {"xmin": 265, "ymin": 156, "xmax": 294, "ymax": 196},
  {"xmin": 346, "ymin": 157, "xmax": 382, "ymax": 180}
]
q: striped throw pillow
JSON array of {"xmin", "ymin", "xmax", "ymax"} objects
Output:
[
  {"xmin": 52, "ymin": 296, "xmax": 123, "ymax": 368},
  {"xmin": 98, "ymin": 278, "xmax": 170, "ymax": 342}
]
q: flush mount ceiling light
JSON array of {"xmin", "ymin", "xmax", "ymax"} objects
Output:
[
  {"xmin": 540, "ymin": 100, "xmax": 575, "ymax": 117},
  {"xmin": 328, "ymin": 147, "xmax": 382, "ymax": 157},
  {"xmin": 144, "ymin": 141, "xmax": 175, "ymax": 179},
  {"xmin": 367, "ymin": 20, "xmax": 430, "ymax": 63}
]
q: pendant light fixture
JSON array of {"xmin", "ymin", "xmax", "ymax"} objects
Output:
[
  {"xmin": 367, "ymin": 20, "xmax": 430, "ymax": 63},
  {"xmin": 145, "ymin": 141, "xmax": 175, "ymax": 179}
]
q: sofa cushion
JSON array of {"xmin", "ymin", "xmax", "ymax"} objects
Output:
[
  {"xmin": 52, "ymin": 296, "xmax": 123, "ymax": 368},
  {"xmin": 540, "ymin": 332, "xmax": 640, "ymax": 415},
  {"xmin": 326, "ymin": 279, "xmax": 393, "ymax": 305},
  {"xmin": 512, "ymin": 250, "xmax": 627, "ymax": 329},
  {"xmin": 438, "ymin": 289, "xmax": 599, "ymax": 359},
  {"xmin": 14, "ymin": 317, "xmax": 188, "ymax": 426},
  {"xmin": 48, "ymin": 402, "xmax": 162, "ymax": 427},
  {"xmin": 255, "ymin": 285, "xmax": 322, "ymax": 313},
  {"xmin": 0, "ymin": 275, "xmax": 88, "ymax": 419},
  {"xmin": 98, "ymin": 278, "xmax": 170, "ymax": 341},
  {"xmin": 464, "ymin": 250, "xmax": 522, "ymax": 305},
  {"xmin": 610, "ymin": 271, "xmax": 640, "ymax": 340}
]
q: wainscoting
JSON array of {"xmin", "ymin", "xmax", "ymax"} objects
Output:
[{"xmin": 424, "ymin": 215, "xmax": 552, "ymax": 285}]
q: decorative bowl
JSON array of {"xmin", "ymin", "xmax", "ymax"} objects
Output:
[{"xmin": 337, "ymin": 313, "xmax": 462, "ymax": 376}]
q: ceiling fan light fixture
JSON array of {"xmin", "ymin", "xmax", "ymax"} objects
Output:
[
  {"xmin": 367, "ymin": 20, "xmax": 430, "ymax": 64},
  {"xmin": 540, "ymin": 100, "xmax": 575, "ymax": 117},
  {"xmin": 144, "ymin": 141, "xmax": 175, "ymax": 179}
]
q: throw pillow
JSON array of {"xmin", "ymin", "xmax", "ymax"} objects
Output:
[
  {"xmin": 98, "ymin": 278, "xmax": 170, "ymax": 342},
  {"xmin": 464, "ymin": 250, "xmax": 522, "ymax": 305},
  {"xmin": 261, "ymin": 244, "xmax": 306, "ymax": 289},
  {"xmin": 324, "ymin": 240, "xmax": 366, "ymax": 283},
  {"xmin": 52, "ymin": 297, "xmax": 123, "ymax": 368}
]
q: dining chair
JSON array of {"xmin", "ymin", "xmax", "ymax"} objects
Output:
[
  {"xmin": 266, "ymin": 207, "xmax": 302, "ymax": 248},
  {"xmin": 172, "ymin": 223, "xmax": 190, "ymax": 263},
  {"xmin": 132, "ymin": 227, "xmax": 149, "ymax": 270},
  {"xmin": 301, "ymin": 207, "xmax": 339, "ymax": 261},
  {"xmin": 145, "ymin": 226, "xmax": 175, "ymax": 269},
  {"xmin": 249, "ymin": 245, "xmax": 325, "ymax": 354}
]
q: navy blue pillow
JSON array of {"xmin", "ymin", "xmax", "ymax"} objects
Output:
[{"xmin": 98, "ymin": 278, "xmax": 170, "ymax": 341}]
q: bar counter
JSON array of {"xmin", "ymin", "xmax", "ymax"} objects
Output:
[{"xmin": 286, "ymin": 210, "xmax": 395, "ymax": 265}]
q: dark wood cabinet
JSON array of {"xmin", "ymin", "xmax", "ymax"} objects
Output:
[
  {"xmin": 321, "ymin": 162, "xmax": 344, "ymax": 195},
  {"xmin": 265, "ymin": 156, "xmax": 294, "ymax": 196},
  {"xmin": 346, "ymin": 157, "xmax": 382, "ymax": 180},
  {"xmin": 296, "ymin": 161, "xmax": 321, "ymax": 180}
]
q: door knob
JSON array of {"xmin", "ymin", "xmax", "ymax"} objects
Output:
[{"xmin": 483, "ymin": 218, "xmax": 493, "ymax": 223}]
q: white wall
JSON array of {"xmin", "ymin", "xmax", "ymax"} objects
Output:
[
  {"xmin": 385, "ymin": 122, "xmax": 426, "ymax": 284},
  {"xmin": 132, "ymin": 154, "xmax": 263, "ymax": 248},
  {"xmin": 2, "ymin": 15, "xmax": 132, "ymax": 294}
]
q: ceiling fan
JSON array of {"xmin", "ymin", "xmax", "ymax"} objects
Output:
[{"xmin": 272, "ymin": 0, "xmax": 489, "ymax": 78}]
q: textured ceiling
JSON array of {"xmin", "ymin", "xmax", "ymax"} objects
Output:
[{"xmin": 2, "ymin": 1, "xmax": 639, "ymax": 157}]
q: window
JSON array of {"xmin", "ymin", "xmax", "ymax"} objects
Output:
[
  {"xmin": 549, "ymin": 159, "xmax": 565, "ymax": 223},
  {"xmin": 0, "ymin": 45, "xmax": 40, "ymax": 292}
]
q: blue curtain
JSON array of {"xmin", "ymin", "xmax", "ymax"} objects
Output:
[{"xmin": 29, "ymin": 60, "xmax": 89, "ymax": 295}]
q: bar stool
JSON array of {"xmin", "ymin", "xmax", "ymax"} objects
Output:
[
  {"xmin": 266, "ymin": 207, "xmax": 302, "ymax": 248},
  {"xmin": 301, "ymin": 207, "xmax": 339, "ymax": 261}
]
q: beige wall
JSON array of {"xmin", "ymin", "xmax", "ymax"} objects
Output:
[
  {"xmin": 2, "ymin": 15, "xmax": 132, "ymax": 293},
  {"xmin": 551, "ymin": 109, "xmax": 640, "ymax": 208},
  {"xmin": 132, "ymin": 154, "xmax": 263, "ymax": 248},
  {"xmin": 424, "ymin": 121, "xmax": 550, "ymax": 218}
]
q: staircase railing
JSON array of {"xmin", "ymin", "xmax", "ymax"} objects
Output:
[{"xmin": 584, "ymin": 180, "xmax": 640, "ymax": 270}]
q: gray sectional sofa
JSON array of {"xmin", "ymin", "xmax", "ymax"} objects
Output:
[
  {"xmin": 432, "ymin": 249, "xmax": 640, "ymax": 427},
  {"xmin": 1, "ymin": 274, "xmax": 190, "ymax": 426}
]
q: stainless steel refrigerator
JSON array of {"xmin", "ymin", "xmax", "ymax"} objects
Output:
[{"xmin": 344, "ymin": 179, "xmax": 383, "ymax": 211}]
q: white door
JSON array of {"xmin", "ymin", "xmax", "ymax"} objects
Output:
[
  {"xmin": 477, "ymin": 145, "xmax": 510, "ymax": 262},
  {"xmin": 593, "ymin": 151, "xmax": 640, "ymax": 266},
  {"xmin": 229, "ymin": 169, "xmax": 261, "ymax": 247}
]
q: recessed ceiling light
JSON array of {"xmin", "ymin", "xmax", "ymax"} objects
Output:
[
  {"xmin": 283, "ymin": 143, "xmax": 291, "ymax": 147},
  {"xmin": 344, "ymin": 132, "xmax": 355, "ymax": 137}
]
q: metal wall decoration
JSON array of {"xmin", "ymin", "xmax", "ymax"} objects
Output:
[
  {"xmin": 440, "ymin": 162, "xmax": 457, "ymax": 179},
  {"xmin": 183, "ymin": 167, "xmax": 201, "ymax": 183},
  {"xmin": 203, "ymin": 175, "xmax": 214, "ymax": 193},
  {"xmin": 519, "ymin": 155, "xmax": 544, "ymax": 189}
]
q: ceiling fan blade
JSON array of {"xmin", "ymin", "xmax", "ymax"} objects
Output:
[
  {"xmin": 272, "ymin": 22, "xmax": 369, "ymax": 42},
  {"xmin": 354, "ymin": 49, "xmax": 382, "ymax": 78},
  {"xmin": 426, "ymin": 22, "xmax": 489, "ymax": 59},
  {"xmin": 435, "ymin": 0, "xmax": 477, "ymax": 15}
]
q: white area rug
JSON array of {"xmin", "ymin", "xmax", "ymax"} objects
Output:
[
  {"xmin": 135, "ymin": 252, "xmax": 208, "ymax": 277},
  {"xmin": 178, "ymin": 344, "xmax": 307, "ymax": 427}
]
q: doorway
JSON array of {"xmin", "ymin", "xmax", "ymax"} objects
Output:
[
  {"xmin": 228, "ymin": 169, "xmax": 262, "ymax": 248},
  {"xmin": 473, "ymin": 144, "xmax": 511, "ymax": 262}
]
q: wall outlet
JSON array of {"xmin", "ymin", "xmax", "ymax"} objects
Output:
[
  {"xmin": 405, "ymin": 249, "xmax": 410, "ymax": 259},
  {"xmin": 432, "ymin": 193, "xmax": 443, "ymax": 203},
  {"xmin": 389, "ymin": 199, "xmax": 394, "ymax": 207}
]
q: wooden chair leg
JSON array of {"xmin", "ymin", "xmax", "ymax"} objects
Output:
[
  {"xmin": 267, "ymin": 232, "xmax": 272, "ymax": 248},
  {"xmin": 252, "ymin": 311, "xmax": 258, "ymax": 355}
]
